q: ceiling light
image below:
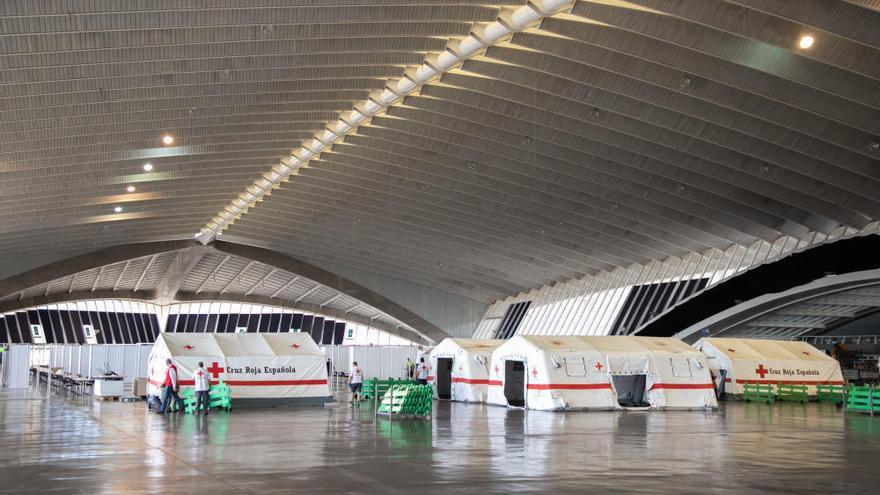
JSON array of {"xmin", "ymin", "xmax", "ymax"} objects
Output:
[
  {"xmin": 143, "ymin": 163, "xmax": 153, "ymax": 172},
  {"xmin": 162, "ymin": 134, "xmax": 174, "ymax": 145},
  {"xmin": 799, "ymin": 35, "xmax": 814, "ymax": 49},
  {"xmin": 126, "ymin": 185, "xmax": 136, "ymax": 193},
  {"xmin": 113, "ymin": 206, "xmax": 123, "ymax": 213}
]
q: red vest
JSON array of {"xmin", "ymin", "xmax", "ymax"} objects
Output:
[{"xmin": 164, "ymin": 364, "xmax": 177, "ymax": 387}]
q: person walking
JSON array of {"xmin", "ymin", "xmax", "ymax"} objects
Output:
[
  {"xmin": 417, "ymin": 357, "xmax": 429, "ymax": 385},
  {"xmin": 157, "ymin": 358, "xmax": 184, "ymax": 414},
  {"xmin": 350, "ymin": 361, "xmax": 363, "ymax": 405},
  {"xmin": 193, "ymin": 361, "xmax": 211, "ymax": 415}
]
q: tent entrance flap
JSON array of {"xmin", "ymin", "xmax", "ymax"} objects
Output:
[
  {"xmin": 612, "ymin": 375, "xmax": 649, "ymax": 408},
  {"xmin": 437, "ymin": 358, "xmax": 453, "ymax": 400},
  {"xmin": 504, "ymin": 360, "xmax": 525, "ymax": 407}
]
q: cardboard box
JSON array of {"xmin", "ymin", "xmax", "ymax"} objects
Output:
[{"xmin": 133, "ymin": 377, "xmax": 149, "ymax": 397}]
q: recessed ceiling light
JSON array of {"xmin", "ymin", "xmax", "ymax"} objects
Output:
[
  {"xmin": 162, "ymin": 134, "xmax": 174, "ymax": 145},
  {"xmin": 113, "ymin": 206, "xmax": 123, "ymax": 213},
  {"xmin": 126, "ymin": 185, "xmax": 136, "ymax": 193},
  {"xmin": 143, "ymin": 163, "xmax": 153, "ymax": 172},
  {"xmin": 799, "ymin": 35, "xmax": 814, "ymax": 49}
]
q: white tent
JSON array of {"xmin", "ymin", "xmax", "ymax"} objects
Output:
[
  {"xmin": 430, "ymin": 338, "xmax": 505, "ymax": 403},
  {"xmin": 487, "ymin": 335, "xmax": 717, "ymax": 411},
  {"xmin": 148, "ymin": 333, "xmax": 330, "ymax": 406},
  {"xmin": 693, "ymin": 337, "xmax": 844, "ymax": 396}
]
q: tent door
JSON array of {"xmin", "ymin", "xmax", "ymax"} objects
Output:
[
  {"xmin": 611, "ymin": 375, "xmax": 649, "ymax": 408},
  {"xmin": 504, "ymin": 360, "xmax": 526, "ymax": 407},
  {"xmin": 437, "ymin": 358, "xmax": 453, "ymax": 400}
]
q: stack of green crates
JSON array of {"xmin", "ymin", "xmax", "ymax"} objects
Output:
[
  {"xmin": 361, "ymin": 378, "xmax": 418, "ymax": 401},
  {"xmin": 846, "ymin": 385, "xmax": 880, "ymax": 414},
  {"xmin": 377, "ymin": 384, "xmax": 432, "ymax": 417},
  {"xmin": 181, "ymin": 381, "xmax": 233, "ymax": 414}
]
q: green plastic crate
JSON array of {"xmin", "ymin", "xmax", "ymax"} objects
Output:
[
  {"xmin": 181, "ymin": 381, "xmax": 232, "ymax": 414},
  {"xmin": 816, "ymin": 384, "xmax": 845, "ymax": 404},
  {"xmin": 776, "ymin": 383, "xmax": 809, "ymax": 403},
  {"xmin": 846, "ymin": 385, "xmax": 880, "ymax": 414},
  {"xmin": 742, "ymin": 382, "xmax": 774, "ymax": 404},
  {"xmin": 377, "ymin": 384, "xmax": 432, "ymax": 417}
]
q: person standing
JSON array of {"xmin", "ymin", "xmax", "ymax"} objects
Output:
[
  {"xmin": 350, "ymin": 361, "xmax": 363, "ymax": 405},
  {"xmin": 405, "ymin": 358, "xmax": 415, "ymax": 380},
  {"xmin": 193, "ymin": 361, "xmax": 211, "ymax": 415},
  {"xmin": 417, "ymin": 357, "xmax": 429, "ymax": 385},
  {"xmin": 158, "ymin": 358, "xmax": 184, "ymax": 414}
]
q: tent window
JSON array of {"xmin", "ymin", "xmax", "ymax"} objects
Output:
[
  {"xmin": 564, "ymin": 357, "xmax": 587, "ymax": 377},
  {"xmin": 670, "ymin": 358, "xmax": 691, "ymax": 377}
]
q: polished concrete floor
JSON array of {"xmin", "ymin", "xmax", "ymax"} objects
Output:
[{"xmin": 1, "ymin": 387, "xmax": 879, "ymax": 494}]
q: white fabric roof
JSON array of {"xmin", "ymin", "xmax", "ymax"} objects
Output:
[
  {"xmin": 517, "ymin": 335, "xmax": 699, "ymax": 355},
  {"xmin": 156, "ymin": 332, "xmax": 322, "ymax": 357},
  {"xmin": 695, "ymin": 337, "xmax": 834, "ymax": 362}
]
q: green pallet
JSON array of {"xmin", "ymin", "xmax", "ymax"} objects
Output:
[
  {"xmin": 777, "ymin": 383, "xmax": 809, "ymax": 403},
  {"xmin": 816, "ymin": 384, "xmax": 845, "ymax": 404},
  {"xmin": 846, "ymin": 385, "xmax": 880, "ymax": 414},
  {"xmin": 181, "ymin": 382, "xmax": 232, "ymax": 414},
  {"xmin": 742, "ymin": 382, "xmax": 774, "ymax": 404},
  {"xmin": 377, "ymin": 384, "xmax": 432, "ymax": 417},
  {"xmin": 361, "ymin": 378, "xmax": 419, "ymax": 401}
]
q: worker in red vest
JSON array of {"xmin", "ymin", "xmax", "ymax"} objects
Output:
[{"xmin": 157, "ymin": 358, "xmax": 184, "ymax": 414}]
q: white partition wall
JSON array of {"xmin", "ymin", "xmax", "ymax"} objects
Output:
[
  {"xmin": 1, "ymin": 345, "xmax": 32, "ymax": 389},
  {"xmin": 347, "ymin": 345, "xmax": 418, "ymax": 380},
  {"xmin": 31, "ymin": 344, "xmax": 151, "ymax": 385}
]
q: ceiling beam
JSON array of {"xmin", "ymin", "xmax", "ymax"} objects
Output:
[
  {"xmin": 132, "ymin": 254, "xmax": 157, "ymax": 293},
  {"xmin": 210, "ymin": 241, "xmax": 449, "ymax": 344},
  {"xmin": 0, "ymin": 240, "xmax": 195, "ymax": 299},
  {"xmin": 743, "ymin": 319, "xmax": 827, "ymax": 329},
  {"xmin": 154, "ymin": 246, "xmax": 208, "ymax": 304},
  {"xmin": 775, "ymin": 307, "xmax": 859, "ymax": 318},
  {"xmin": 269, "ymin": 276, "xmax": 299, "ymax": 298},
  {"xmin": 195, "ymin": 255, "xmax": 231, "ymax": 293}
]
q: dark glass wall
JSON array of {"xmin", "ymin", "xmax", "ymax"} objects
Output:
[
  {"xmin": 164, "ymin": 311, "xmax": 350, "ymax": 345},
  {"xmin": 0, "ymin": 310, "xmax": 160, "ymax": 345}
]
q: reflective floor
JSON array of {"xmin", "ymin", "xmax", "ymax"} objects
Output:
[{"xmin": 2, "ymin": 388, "xmax": 879, "ymax": 494}]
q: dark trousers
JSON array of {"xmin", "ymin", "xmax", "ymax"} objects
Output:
[
  {"xmin": 418, "ymin": 379, "xmax": 428, "ymax": 385},
  {"xmin": 159, "ymin": 385, "xmax": 184, "ymax": 413},
  {"xmin": 196, "ymin": 390, "xmax": 210, "ymax": 412}
]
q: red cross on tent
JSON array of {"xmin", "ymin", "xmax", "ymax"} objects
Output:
[
  {"xmin": 183, "ymin": 345, "xmax": 194, "ymax": 350},
  {"xmin": 531, "ymin": 367, "xmax": 538, "ymax": 378},
  {"xmin": 755, "ymin": 364, "xmax": 769, "ymax": 379},
  {"xmin": 595, "ymin": 362, "xmax": 604, "ymax": 371},
  {"xmin": 207, "ymin": 361, "xmax": 225, "ymax": 379}
]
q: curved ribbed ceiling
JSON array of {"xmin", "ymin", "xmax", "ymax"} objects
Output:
[{"xmin": 2, "ymin": 1, "xmax": 880, "ymax": 306}]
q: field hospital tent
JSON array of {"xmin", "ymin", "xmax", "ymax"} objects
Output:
[
  {"xmin": 487, "ymin": 335, "xmax": 717, "ymax": 411},
  {"xmin": 148, "ymin": 333, "xmax": 330, "ymax": 406},
  {"xmin": 431, "ymin": 338, "xmax": 505, "ymax": 403},
  {"xmin": 693, "ymin": 338, "xmax": 844, "ymax": 396}
]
